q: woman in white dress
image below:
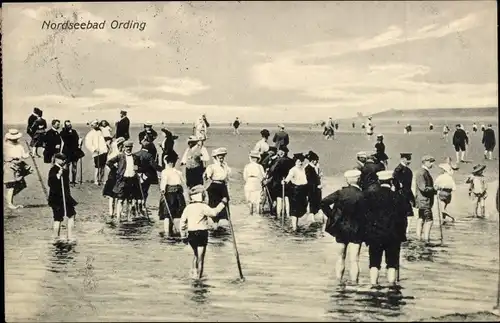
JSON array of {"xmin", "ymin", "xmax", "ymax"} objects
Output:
[
  {"xmin": 4, "ymin": 129, "xmax": 32, "ymax": 209},
  {"xmin": 243, "ymin": 150, "xmax": 266, "ymax": 215}
]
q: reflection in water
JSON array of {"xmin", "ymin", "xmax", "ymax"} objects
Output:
[
  {"xmin": 47, "ymin": 242, "xmax": 77, "ymax": 274},
  {"xmin": 116, "ymin": 217, "xmax": 154, "ymax": 240},
  {"xmin": 190, "ymin": 280, "xmax": 211, "ymax": 304}
]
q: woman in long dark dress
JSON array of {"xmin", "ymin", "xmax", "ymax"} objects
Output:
[
  {"xmin": 30, "ymin": 114, "xmax": 48, "ymax": 157},
  {"xmin": 305, "ymin": 151, "xmax": 322, "ymax": 216},
  {"xmin": 204, "ymin": 147, "xmax": 231, "ymax": 230}
]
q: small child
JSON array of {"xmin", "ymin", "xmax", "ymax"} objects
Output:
[
  {"xmin": 466, "ymin": 164, "xmax": 488, "ymax": 218},
  {"xmin": 434, "ymin": 163, "xmax": 456, "ymax": 222},
  {"xmin": 48, "ymin": 153, "xmax": 78, "ymax": 244},
  {"xmin": 243, "ymin": 150, "xmax": 266, "ymax": 215},
  {"xmin": 180, "ymin": 185, "xmax": 228, "ymax": 279},
  {"xmin": 159, "ymin": 152, "xmax": 187, "ymax": 238}
]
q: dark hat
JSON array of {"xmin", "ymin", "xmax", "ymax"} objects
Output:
[
  {"xmin": 455, "ymin": 124, "xmax": 461, "ymax": 127},
  {"xmin": 120, "ymin": 110, "xmax": 127, "ymax": 115},
  {"xmin": 164, "ymin": 151, "xmax": 179, "ymax": 164},
  {"xmin": 279, "ymin": 146, "xmax": 289, "ymax": 153},
  {"xmin": 307, "ymin": 150, "xmax": 319, "ymax": 161},
  {"xmin": 472, "ymin": 164, "xmax": 486, "ymax": 174},
  {"xmin": 293, "ymin": 153, "xmax": 305, "ymax": 162},
  {"xmin": 260, "ymin": 129, "xmax": 270, "ymax": 137},
  {"xmin": 54, "ymin": 153, "xmax": 67, "ymax": 161},
  {"xmin": 33, "ymin": 107, "xmax": 42, "ymax": 114},
  {"xmin": 400, "ymin": 152, "xmax": 412, "ymax": 160}
]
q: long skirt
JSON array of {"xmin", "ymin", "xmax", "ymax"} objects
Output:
[
  {"xmin": 30, "ymin": 130, "xmax": 45, "ymax": 148},
  {"xmin": 158, "ymin": 185, "xmax": 186, "ymax": 220},
  {"xmin": 102, "ymin": 167, "xmax": 117, "ymax": 198},
  {"xmin": 244, "ymin": 178, "xmax": 262, "ymax": 205},
  {"xmin": 113, "ymin": 176, "xmax": 142, "ymax": 200},
  {"xmin": 289, "ymin": 184, "xmax": 308, "ymax": 218},
  {"xmin": 207, "ymin": 182, "xmax": 229, "ymax": 221},
  {"xmin": 308, "ymin": 185, "xmax": 322, "ymax": 214},
  {"xmin": 185, "ymin": 166, "xmax": 205, "ymax": 188}
]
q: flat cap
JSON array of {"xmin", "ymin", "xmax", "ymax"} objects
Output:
[
  {"xmin": 54, "ymin": 153, "xmax": 67, "ymax": 161},
  {"xmin": 421, "ymin": 155, "xmax": 435, "ymax": 162},
  {"xmin": 116, "ymin": 137, "xmax": 126, "ymax": 145},
  {"xmin": 278, "ymin": 123, "xmax": 285, "ymax": 128},
  {"xmin": 400, "ymin": 152, "xmax": 412, "ymax": 160},
  {"xmin": 212, "ymin": 147, "xmax": 228, "ymax": 157},
  {"xmin": 344, "ymin": 169, "xmax": 361, "ymax": 178},
  {"xmin": 189, "ymin": 185, "xmax": 205, "ymax": 196}
]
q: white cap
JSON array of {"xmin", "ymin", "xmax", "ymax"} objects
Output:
[
  {"xmin": 438, "ymin": 163, "xmax": 453, "ymax": 174},
  {"xmin": 344, "ymin": 169, "xmax": 361, "ymax": 178},
  {"xmin": 377, "ymin": 170, "xmax": 393, "ymax": 181}
]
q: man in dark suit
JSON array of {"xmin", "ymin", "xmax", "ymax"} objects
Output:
[
  {"xmin": 138, "ymin": 122, "xmax": 159, "ymax": 162},
  {"xmin": 393, "ymin": 152, "xmax": 416, "ymax": 234},
  {"xmin": 415, "ymin": 155, "xmax": 437, "ymax": 242},
  {"xmin": 135, "ymin": 141, "xmax": 162, "ymax": 213},
  {"xmin": 452, "ymin": 124, "xmax": 468, "ymax": 163},
  {"xmin": 272, "ymin": 124, "xmax": 290, "ymax": 151},
  {"xmin": 115, "ymin": 110, "xmax": 130, "ymax": 140},
  {"xmin": 48, "ymin": 153, "xmax": 78, "ymax": 244},
  {"xmin": 320, "ymin": 169, "xmax": 367, "ymax": 284},
  {"xmin": 364, "ymin": 170, "xmax": 407, "ymax": 287},
  {"xmin": 106, "ymin": 141, "xmax": 141, "ymax": 221},
  {"xmin": 43, "ymin": 119, "xmax": 63, "ymax": 164},
  {"xmin": 482, "ymin": 124, "xmax": 496, "ymax": 160}
]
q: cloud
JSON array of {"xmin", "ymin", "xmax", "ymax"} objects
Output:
[{"xmin": 142, "ymin": 77, "xmax": 210, "ymax": 96}]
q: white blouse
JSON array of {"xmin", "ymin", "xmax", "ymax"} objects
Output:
[
  {"xmin": 205, "ymin": 162, "xmax": 231, "ymax": 181},
  {"xmin": 253, "ymin": 139, "xmax": 269, "ymax": 154},
  {"xmin": 4, "ymin": 142, "xmax": 29, "ymax": 161},
  {"xmin": 160, "ymin": 167, "xmax": 184, "ymax": 190},
  {"xmin": 285, "ymin": 165, "xmax": 308, "ymax": 185}
]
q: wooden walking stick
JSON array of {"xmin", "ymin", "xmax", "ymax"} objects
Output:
[
  {"xmin": 281, "ymin": 178, "xmax": 286, "ymax": 228},
  {"xmin": 79, "ymin": 157, "xmax": 83, "ymax": 185},
  {"xmin": 436, "ymin": 191, "xmax": 444, "ymax": 244},
  {"xmin": 24, "ymin": 140, "xmax": 49, "ymax": 201},
  {"xmin": 226, "ymin": 203, "xmax": 245, "ymax": 280}
]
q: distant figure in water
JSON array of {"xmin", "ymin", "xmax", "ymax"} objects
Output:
[
  {"xmin": 352, "ymin": 122, "xmax": 355, "ymax": 129},
  {"xmin": 442, "ymin": 125, "xmax": 450, "ymax": 141},
  {"xmin": 233, "ymin": 117, "xmax": 241, "ymax": 135},
  {"xmin": 404, "ymin": 124, "xmax": 412, "ymax": 135},
  {"xmin": 429, "ymin": 123, "xmax": 434, "ymax": 131},
  {"xmin": 335, "ymin": 121, "xmax": 339, "ymax": 130},
  {"xmin": 374, "ymin": 134, "xmax": 389, "ymax": 168},
  {"xmin": 472, "ymin": 123, "xmax": 478, "ymax": 133},
  {"xmin": 482, "ymin": 124, "xmax": 496, "ymax": 160},
  {"xmin": 273, "ymin": 124, "xmax": 290, "ymax": 151},
  {"xmin": 361, "ymin": 123, "xmax": 366, "ymax": 129}
]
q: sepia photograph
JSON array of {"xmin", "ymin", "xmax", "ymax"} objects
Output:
[{"xmin": 2, "ymin": 1, "xmax": 499, "ymax": 322}]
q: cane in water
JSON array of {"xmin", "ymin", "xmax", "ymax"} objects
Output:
[
  {"xmin": 79, "ymin": 157, "xmax": 83, "ymax": 185},
  {"xmin": 436, "ymin": 190, "xmax": 444, "ymax": 244},
  {"xmin": 24, "ymin": 140, "xmax": 49, "ymax": 201},
  {"xmin": 226, "ymin": 203, "xmax": 245, "ymax": 280},
  {"xmin": 281, "ymin": 178, "xmax": 286, "ymax": 228}
]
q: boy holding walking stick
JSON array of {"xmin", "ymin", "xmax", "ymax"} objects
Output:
[
  {"xmin": 48, "ymin": 153, "xmax": 78, "ymax": 245},
  {"xmin": 180, "ymin": 185, "xmax": 228, "ymax": 279}
]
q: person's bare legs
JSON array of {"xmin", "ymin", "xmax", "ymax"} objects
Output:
[
  {"xmin": 94, "ymin": 168, "xmax": 99, "ymax": 185},
  {"xmin": 416, "ymin": 217, "xmax": 424, "ymax": 240},
  {"xmin": 423, "ymin": 220, "xmax": 433, "ymax": 242},
  {"xmin": 370, "ymin": 267, "xmax": 379, "ymax": 286},
  {"xmin": 276, "ymin": 197, "xmax": 283, "ymax": 218},
  {"xmin": 67, "ymin": 217, "xmax": 75, "ymax": 242},
  {"xmin": 198, "ymin": 246, "xmax": 207, "ymax": 279},
  {"xmin": 387, "ymin": 267, "xmax": 397, "ymax": 285},
  {"xmin": 290, "ymin": 216, "xmax": 298, "ymax": 232},
  {"xmin": 5, "ymin": 188, "xmax": 16, "ymax": 209},
  {"xmin": 52, "ymin": 221, "xmax": 62, "ymax": 242},
  {"xmin": 348, "ymin": 243, "xmax": 361, "ymax": 284},
  {"xmin": 335, "ymin": 244, "xmax": 348, "ymax": 282}
]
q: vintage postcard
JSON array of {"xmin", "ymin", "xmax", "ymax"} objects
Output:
[{"xmin": 2, "ymin": 1, "xmax": 499, "ymax": 322}]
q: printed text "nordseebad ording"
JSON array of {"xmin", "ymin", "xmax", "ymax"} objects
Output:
[{"xmin": 42, "ymin": 20, "xmax": 147, "ymax": 31}]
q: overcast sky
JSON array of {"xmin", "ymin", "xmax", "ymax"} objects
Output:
[{"xmin": 3, "ymin": 1, "xmax": 498, "ymax": 124}]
